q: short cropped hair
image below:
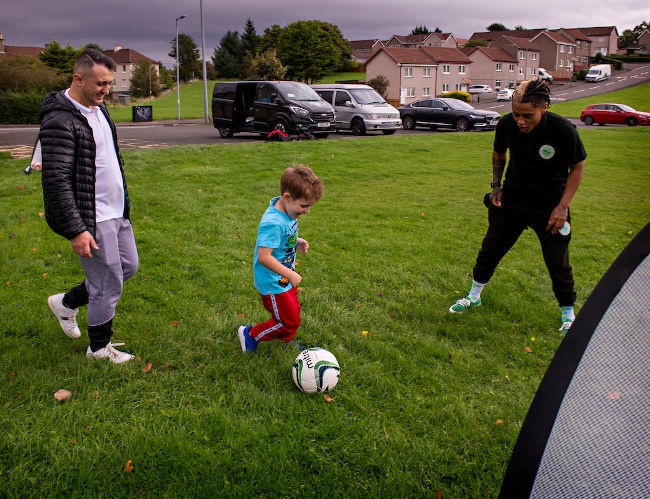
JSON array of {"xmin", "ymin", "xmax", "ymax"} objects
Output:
[
  {"xmin": 512, "ymin": 78, "xmax": 551, "ymax": 108},
  {"xmin": 280, "ymin": 164, "xmax": 324, "ymax": 202},
  {"xmin": 73, "ymin": 48, "xmax": 116, "ymax": 75}
]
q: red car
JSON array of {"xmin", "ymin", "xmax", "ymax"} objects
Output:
[{"xmin": 580, "ymin": 103, "xmax": 650, "ymax": 126}]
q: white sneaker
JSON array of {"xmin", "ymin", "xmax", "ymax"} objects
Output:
[
  {"xmin": 48, "ymin": 293, "xmax": 81, "ymax": 339},
  {"xmin": 86, "ymin": 343, "xmax": 134, "ymax": 364}
]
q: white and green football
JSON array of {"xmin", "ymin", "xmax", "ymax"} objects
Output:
[{"xmin": 292, "ymin": 348, "xmax": 340, "ymax": 394}]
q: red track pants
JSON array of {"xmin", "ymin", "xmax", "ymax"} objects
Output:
[{"xmin": 250, "ymin": 286, "xmax": 301, "ymax": 343}]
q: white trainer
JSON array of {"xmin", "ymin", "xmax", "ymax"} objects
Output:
[
  {"xmin": 47, "ymin": 293, "xmax": 81, "ymax": 339},
  {"xmin": 86, "ymin": 343, "xmax": 134, "ymax": 364}
]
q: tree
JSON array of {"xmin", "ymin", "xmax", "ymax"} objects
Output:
[
  {"xmin": 84, "ymin": 43, "xmax": 103, "ymax": 52},
  {"xmin": 367, "ymin": 75, "xmax": 390, "ymax": 100},
  {"xmin": 169, "ymin": 33, "xmax": 200, "ymax": 82},
  {"xmin": 276, "ymin": 20, "xmax": 350, "ymax": 83},
  {"xmin": 258, "ymin": 24, "xmax": 283, "ymax": 54},
  {"xmin": 618, "ymin": 20, "xmax": 649, "ymax": 48},
  {"xmin": 39, "ymin": 40, "xmax": 81, "ymax": 74},
  {"xmin": 245, "ymin": 48, "xmax": 287, "ymax": 80},
  {"xmin": 211, "ymin": 30, "xmax": 242, "ymax": 78},
  {"xmin": 0, "ymin": 55, "xmax": 68, "ymax": 92},
  {"xmin": 434, "ymin": 27, "xmax": 443, "ymax": 33},
  {"xmin": 464, "ymin": 39, "xmax": 489, "ymax": 48},
  {"xmin": 129, "ymin": 59, "xmax": 161, "ymax": 98},
  {"xmin": 513, "ymin": 25, "xmax": 526, "ymax": 31},
  {"xmin": 410, "ymin": 25, "xmax": 431, "ymax": 35},
  {"xmin": 240, "ymin": 18, "xmax": 260, "ymax": 56},
  {"xmin": 486, "ymin": 22, "xmax": 508, "ymax": 31}
]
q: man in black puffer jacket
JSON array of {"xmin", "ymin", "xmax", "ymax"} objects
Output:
[{"xmin": 41, "ymin": 49, "xmax": 138, "ymax": 363}]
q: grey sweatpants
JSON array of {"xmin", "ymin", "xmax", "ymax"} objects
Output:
[{"xmin": 79, "ymin": 217, "xmax": 138, "ymax": 326}]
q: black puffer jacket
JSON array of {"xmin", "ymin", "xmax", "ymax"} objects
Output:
[{"xmin": 39, "ymin": 90, "xmax": 130, "ymax": 240}]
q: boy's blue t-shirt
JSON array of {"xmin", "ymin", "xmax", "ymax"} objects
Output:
[{"xmin": 254, "ymin": 196, "xmax": 298, "ymax": 295}]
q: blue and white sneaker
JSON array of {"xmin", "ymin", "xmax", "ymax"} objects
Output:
[{"xmin": 238, "ymin": 325, "xmax": 258, "ymax": 353}]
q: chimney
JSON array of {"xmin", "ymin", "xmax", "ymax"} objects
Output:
[
  {"xmin": 0, "ymin": 33, "xmax": 5, "ymax": 53},
  {"xmin": 114, "ymin": 43, "xmax": 122, "ymax": 52}
]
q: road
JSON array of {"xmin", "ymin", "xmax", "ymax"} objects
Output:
[{"xmin": 2, "ymin": 63, "xmax": 648, "ymax": 160}]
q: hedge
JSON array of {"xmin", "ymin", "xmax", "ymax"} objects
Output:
[
  {"xmin": 0, "ymin": 91, "xmax": 47, "ymax": 124},
  {"xmin": 439, "ymin": 91, "xmax": 471, "ymax": 102}
]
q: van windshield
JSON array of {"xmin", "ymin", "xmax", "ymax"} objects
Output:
[
  {"xmin": 349, "ymin": 89, "xmax": 385, "ymax": 104},
  {"xmin": 276, "ymin": 82, "xmax": 321, "ymax": 101},
  {"xmin": 588, "ymin": 69, "xmax": 600, "ymax": 74}
]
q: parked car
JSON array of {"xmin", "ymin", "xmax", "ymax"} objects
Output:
[
  {"xmin": 497, "ymin": 88, "xmax": 514, "ymax": 101},
  {"xmin": 311, "ymin": 84, "xmax": 401, "ymax": 135},
  {"xmin": 538, "ymin": 68, "xmax": 553, "ymax": 83},
  {"xmin": 212, "ymin": 81, "xmax": 335, "ymax": 138},
  {"xmin": 580, "ymin": 103, "xmax": 650, "ymax": 126},
  {"xmin": 585, "ymin": 64, "xmax": 611, "ymax": 83},
  {"xmin": 398, "ymin": 98, "xmax": 500, "ymax": 132},
  {"xmin": 468, "ymin": 85, "xmax": 493, "ymax": 94}
]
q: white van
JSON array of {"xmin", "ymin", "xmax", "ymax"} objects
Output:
[
  {"xmin": 538, "ymin": 68, "xmax": 553, "ymax": 82},
  {"xmin": 310, "ymin": 84, "xmax": 401, "ymax": 135},
  {"xmin": 585, "ymin": 64, "xmax": 611, "ymax": 82}
]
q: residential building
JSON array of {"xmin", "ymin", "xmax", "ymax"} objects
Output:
[
  {"xmin": 0, "ymin": 33, "xmax": 44, "ymax": 59},
  {"xmin": 576, "ymin": 26, "xmax": 619, "ymax": 56},
  {"xmin": 383, "ymin": 32, "xmax": 458, "ymax": 49},
  {"xmin": 462, "ymin": 46, "xmax": 518, "ymax": 89},
  {"xmin": 530, "ymin": 31, "xmax": 576, "ymax": 76},
  {"xmin": 553, "ymin": 29, "xmax": 592, "ymax": 70},
  {"xmin": 489, "ymin": 36, "xmax": 542, "ymax": 83},
  {"xmin": 365, "ymin": 46, "xmax": 471, "ymax": 103},
  {"xmin": 469, "ymin": 29, "xmax": 546, "ymax": 45},
  {"xmin": 349, "ymin": 39, "xmax": 384, "ymax": 64},
  {"xmin": 103, "ymin": 44, "xmax": 159, "ymax": 98}
]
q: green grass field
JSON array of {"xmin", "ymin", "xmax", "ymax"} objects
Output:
[
  {"xmin": 1, "ymin": 123, "xmax": 648, "ymax": 496},
  {"xmin": 550, "ymin": 81, "xmax": 650, "ymax": 118}
]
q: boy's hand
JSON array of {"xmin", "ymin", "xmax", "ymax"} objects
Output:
[
  {"xmin": 289, "ymin": 270, "xmax": 302, "ymax": 288},
  {"xmin": 297, "ymin": 238, "xmax": 309, "ymax": 254}
]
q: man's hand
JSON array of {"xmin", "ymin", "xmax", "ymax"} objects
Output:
[
  {"xmin": 547, "ymin": 204, "xmax": 568, "ymax": 234},
  {"xmin": 490, "ymin": 187, "xmax": 503, "ymax": 207},
  {"xmin": 71, "ymin": 231, "xmax": 99, "ymax": 258},
  {"xmin": 296, "ymin": 238, "xmax": 309, "ymax": 255}
]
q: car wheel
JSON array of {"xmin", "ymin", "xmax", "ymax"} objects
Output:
[
  {"xmin": 455, "ymin": 117, "xmax": 470, "ymax": 132},
  {"xmin": 582, "ymin": 115, "xmax": 594, "ymax": 126},
  {"xmin": 402, "ymin": 116, "xmax": 416, "ymax": 130},
  {"xmin": 218, "ymin": 127, "xmax": 234, "ymax": 138},
  {"xmin": 272, "ymin": 120, "xmax": 289, "ymax": 134},
  {"xmin": 313, "ymin": 133, "xmax": 329, "ymax": 139},
  {"xmin": 428, "ymin": 126, "xmax": 438, "ymax": 131},
  {"xmin": 351, "ymin": 118, "xmax": 366, "ymax": 136},
  {"xmin": 626, "ymin": 117, "xmax": 638, "ymax": 127},
  {"xmin": 382, "ymin": 130, "xmax": 396, "ymax": 135}
]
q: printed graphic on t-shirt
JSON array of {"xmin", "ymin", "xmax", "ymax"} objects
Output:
[{"xmin": 539, "ymin": 144, "xmax": 556, "ymax": 160}]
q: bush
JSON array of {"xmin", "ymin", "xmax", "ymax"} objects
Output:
[
  {"xmin": 574, "ymin": 69, "xmax": 588, "ymax": 81},
  {"xmin": 367, "ymin": 74, "xmax": 390, "ymax": 100},
  {"xmin": 0, "ymin": 91, "xmax": 47, "ymax": 124},
  {"xmin": 608, "ymin": 54, "xmax": 650, "ymax": 63},
  {"xmin": 440, "ymin": 91, "xmax": 470, "ymax": 102},
  {"xmin": 341, "ymin": 59, "xmax": 365, "ymax": 72},
  {"xmin": 591, "ymin": 53, "xmax": 623, "ymax": 70}
]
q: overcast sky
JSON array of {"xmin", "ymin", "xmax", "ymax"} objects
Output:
[{"xmin": 4, "ymin": 0, "xmax": 649, "ymax": 67}]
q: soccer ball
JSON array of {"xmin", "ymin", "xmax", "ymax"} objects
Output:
[{"xmin": 292, "ymin": 348, "xmax": 340, "ymax": 394}]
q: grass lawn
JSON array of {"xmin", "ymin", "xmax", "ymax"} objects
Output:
[
  {"xmin": 550, "ymin": 81, "xmax": 650, "ymax": 118},
  {"xmin": 1, "ymin": 127, "xmax": 648, "ymax": 496}
]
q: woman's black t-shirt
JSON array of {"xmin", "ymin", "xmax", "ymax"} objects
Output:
[{"xmin": 494, "ymin": 111, "xmax": 587, "ymax": 214}]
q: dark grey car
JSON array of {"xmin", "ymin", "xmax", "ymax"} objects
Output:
[{"xmin": 398, "ymin": 98, "xmax": 500, "ymax": 132}]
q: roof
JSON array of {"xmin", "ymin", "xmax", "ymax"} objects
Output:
[
  {"xmin": 577, "ymin": 26, "xmax": 619, "ymax": 36},
  {"xmin": 554, "ymin": 28, "xmax": 591, "ymax": 41},
  {"xmin": 492, "ymin": 35, "xmax": 541, "ymax": 51},
  {"xmin": 534, "ymin": 31, "xmax": 573, "ymax": 44},
  {"xmin": 366, "ymin": 47, "xmax": 439, "ymax": 65},
  {"xmin": 470, "ymin": 29, "xmax": 546, "ymax": 42},
  {"xmin": 392, "ymin": 34, "xmax": 430, "ymax": 44},
  {"xmin": 419, "ymin": 46, "xmax": 472, "ymax": 63},
  {"xmin": 349, "ymin": 39, "xmax": 381, "ymax": 49},
  {"xmin": 103, "ymin": 48, "xmax": 156, "ymax": 65},
  {"xmin": 0, "ymin": 45, "xmax": 44, "ymax": 58},
  {"xmin": 461, "ymin": 46, "xmax": 517, "ymax": 62}
]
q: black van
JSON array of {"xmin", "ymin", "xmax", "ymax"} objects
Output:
[{"xmin": 212, "ymin": 81, "xmax": 335, "ymax": 138}]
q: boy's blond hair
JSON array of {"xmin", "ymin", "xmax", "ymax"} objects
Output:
[{"xmin": 280, "ymin": 164, "xmax": 324, "ymax": 202}]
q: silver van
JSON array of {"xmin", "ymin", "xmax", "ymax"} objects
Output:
[{"xmin": 310, "ymin": 84, "xmax": 401, "ymax": 135}]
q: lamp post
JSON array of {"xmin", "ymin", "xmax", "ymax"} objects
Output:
[
  {"xmin": 199, "ymin": 0, "xmax": 209, "ymax": 123},
  {"xmin": 175, "ymin": 15, "xmax": 186, "ymax": 121}
]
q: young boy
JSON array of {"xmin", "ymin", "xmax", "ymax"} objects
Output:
[{"xmin": 238, "ymin": 165, "xmax": 324, "ymax": 352}]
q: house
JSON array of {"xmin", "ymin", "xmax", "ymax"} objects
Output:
[
  {"xmin": 469, "ymin": 28, "xmax": 546, "ymax": 45},
  {"xmin": 530, "ymin": 31, "xmax": 576, "ymax": 76},
  {"xmin": 349, "ymin": 39, "xmax": 384, "ymax": 64},
  {"xmin": 384, "ymin": 32, "xmax": 458, "ymax": 49},
  {"xmin": 365, "ymin": 46, "xmax": 472, "ymax": 103},
  {"xmin": 576, "ymin": 26, "xmax": 619, "ymax": 56},
  {"xmin": 553, "ymin": 29, "xmax": 592, "ymax": 70},
  {"xmin": 103, "ymin": 44, "xmax": 159, "ymax": 97},
  {"xmin": 489, "ymin": 36, "xmax": 542, "ymax": 81},
  {"xmin": 0, "ymin": 33, "xmax": 44, "ymax": 59},
  {"xmin": 461, "ymin": 46, "xmax": 518, "ymax": 89},
  {"xmin": 619, "ymin": 29, "xmax": 650, "ymax": 55}
]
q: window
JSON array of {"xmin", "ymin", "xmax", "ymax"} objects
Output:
[
  {"xmin": 458, "ymin": 65, "xmax": 466, "ymax": 74},
  {"xmin": 559, "ymin": 59, "xmax": 564, "ymax": 67},
  {"xmin": 495, "ymin": 80, "xmax": 501, "ymax": 88},
  {"xmin": 315, "ymin": 90, "xmax": 334, "ymax": 104},
  {"xmin": 577, "ymin": 41, "xmax": 581, "ymax": 48},
  {"xmin": 122, "ymin": 65, "xmax": 126, "ymax": 72},
  {"xmin": 530, "ymin": 67, "xmax": 536, "ymax": 75},
  {"xmin": 256, "ymin": 84, "xmax": 274, "ymax": 102},
  {"xmin": 560, "ymin": 45, "xmax": 565, "ymax": 53},
  {"xmin": 443, "ymin": 64, "xmax": 450, "ymax": 73},
  {"xmin": 406, "ymin": 87, "xmax": 415, "ymax": 97},
  {"xmin": 422, "ymin": 87, "xmax": 430, "ymax": 96},
  {"xmin": 509, "ymin": 64, "xmax": 515, "ymax": 72},
  {"xmin": 508, "ymin": 80, "xmax": 515, "ymax": 88},
  {"xmin": 423, "ymin": 67, "xmax": 431, "ymax": 77},
  {"xmin": 455, "ymin": 83, "xmax": 463, "ymax": 91},
  {"xmin": 569, "ymin": 46, "xmax": 573, "ymax": 54},
  {"xmin": 404, "ymin": 67, "xmax": 413, "ymax": 77},
  {"xmin": 519, "ymin": 50, "xmax": 526, "ymax": 59},
  {"xmin": 531, "ymin": 53, "xmax": 537, "ymax": 60},
  {"xmin": 334, "ymin": 91, "xmax": 351, "ymax": 106},
  {"xmin": 583, "ymin": 56, "xmax": 588, "ymax": 63},
  {"xmin": 519, "ymin": 67, "xmax": 525, "ymax": 76},
  {"xmin": 597, "ymin": 36, "xmax": 605, "ymax": 42},
  {"xmin": 496, "ymin": 63, "xmax": 502, "ymax": 71},
  {"xmin": 122, "ymin": 79, "xmax": 127, "ymax": 87},
  {"xmin": 442, "ymin": 83, "xmax": 449, "ymax": 92}
]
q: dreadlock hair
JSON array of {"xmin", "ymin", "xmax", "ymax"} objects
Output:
[{"xmin": 512, "ymin": 78, "xmax": 551, "ymax": 108}]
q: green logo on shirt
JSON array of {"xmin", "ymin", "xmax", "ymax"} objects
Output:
[
  {"xmin": 539, "ymin": 144, "xmax": 555, "ymax": 160},
  {"xmin": 287, "ymin": 234, "xmax": 297, "ymax": 247}
]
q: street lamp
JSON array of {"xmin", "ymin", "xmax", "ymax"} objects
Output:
[
  {"xmin": 200, "ymin": 0, "xmax": 209, "ymax": 123},
  {"xmin": 175, "ymin": 15, "xmax": 186, "ymax": 121}
]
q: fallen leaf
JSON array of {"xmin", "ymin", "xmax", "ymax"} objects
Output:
[
  {"xmin": 134, "ymin": 356, "xmax": 143, "ymax": 362},
  {"xmin": 421, "ymin": 212, "xmax": 425, "ymax": 216},
  {"xmin": 525, "ymin": 347, "xmax": 532, "ymax": 353},
  {"xmin": 495, "ymin": 419, "xmax": 504, "ymax": 425},
  {"xmin": 171, "ymin": 320, "xmax": 179, "ymax": 327},
  {"xmin": 236, "ymin": 235, "xmax": 241, "ymax": 239},
  {"xmin": 57, "ymin": 253, "xmax": 62, "ymax": 258},
  {"xmin": 17, "ymin": 186, "xmax": 24, "ymax": 190},
  {"xmin": 354, "ymin": 303, "xmax": 361, "ymax": 307},
  {"xmin": 324, "ymin": 394, "xmax": 337, "ymax": 402},
  {"xmin": 143, "ymin": 363, "xmax": 152, "ymax": 373},
  {"xmin": 93, "ymin": 391, "xmax": 99, "ymax": 397},
  {"xmin": 42, "ymin": 273, "xmax": 47, "ymax": 277},
  {"xmin": 8, "ymin": 372, "xmax": 15, "ymax": 383},
  {"xmin": 54, "ymin": 389, "xmax": 72, "ymax": 402},
  {"xmin": 237, "ymin": 313, "xmax": 245, "ymax": 318},
  {"xmin": 32, "ymin": 247, "xmax": 37, "ymax": 252},
  {"xmin": 124, "ymin": 460, "xmax": 133, "ymax": 474}
]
